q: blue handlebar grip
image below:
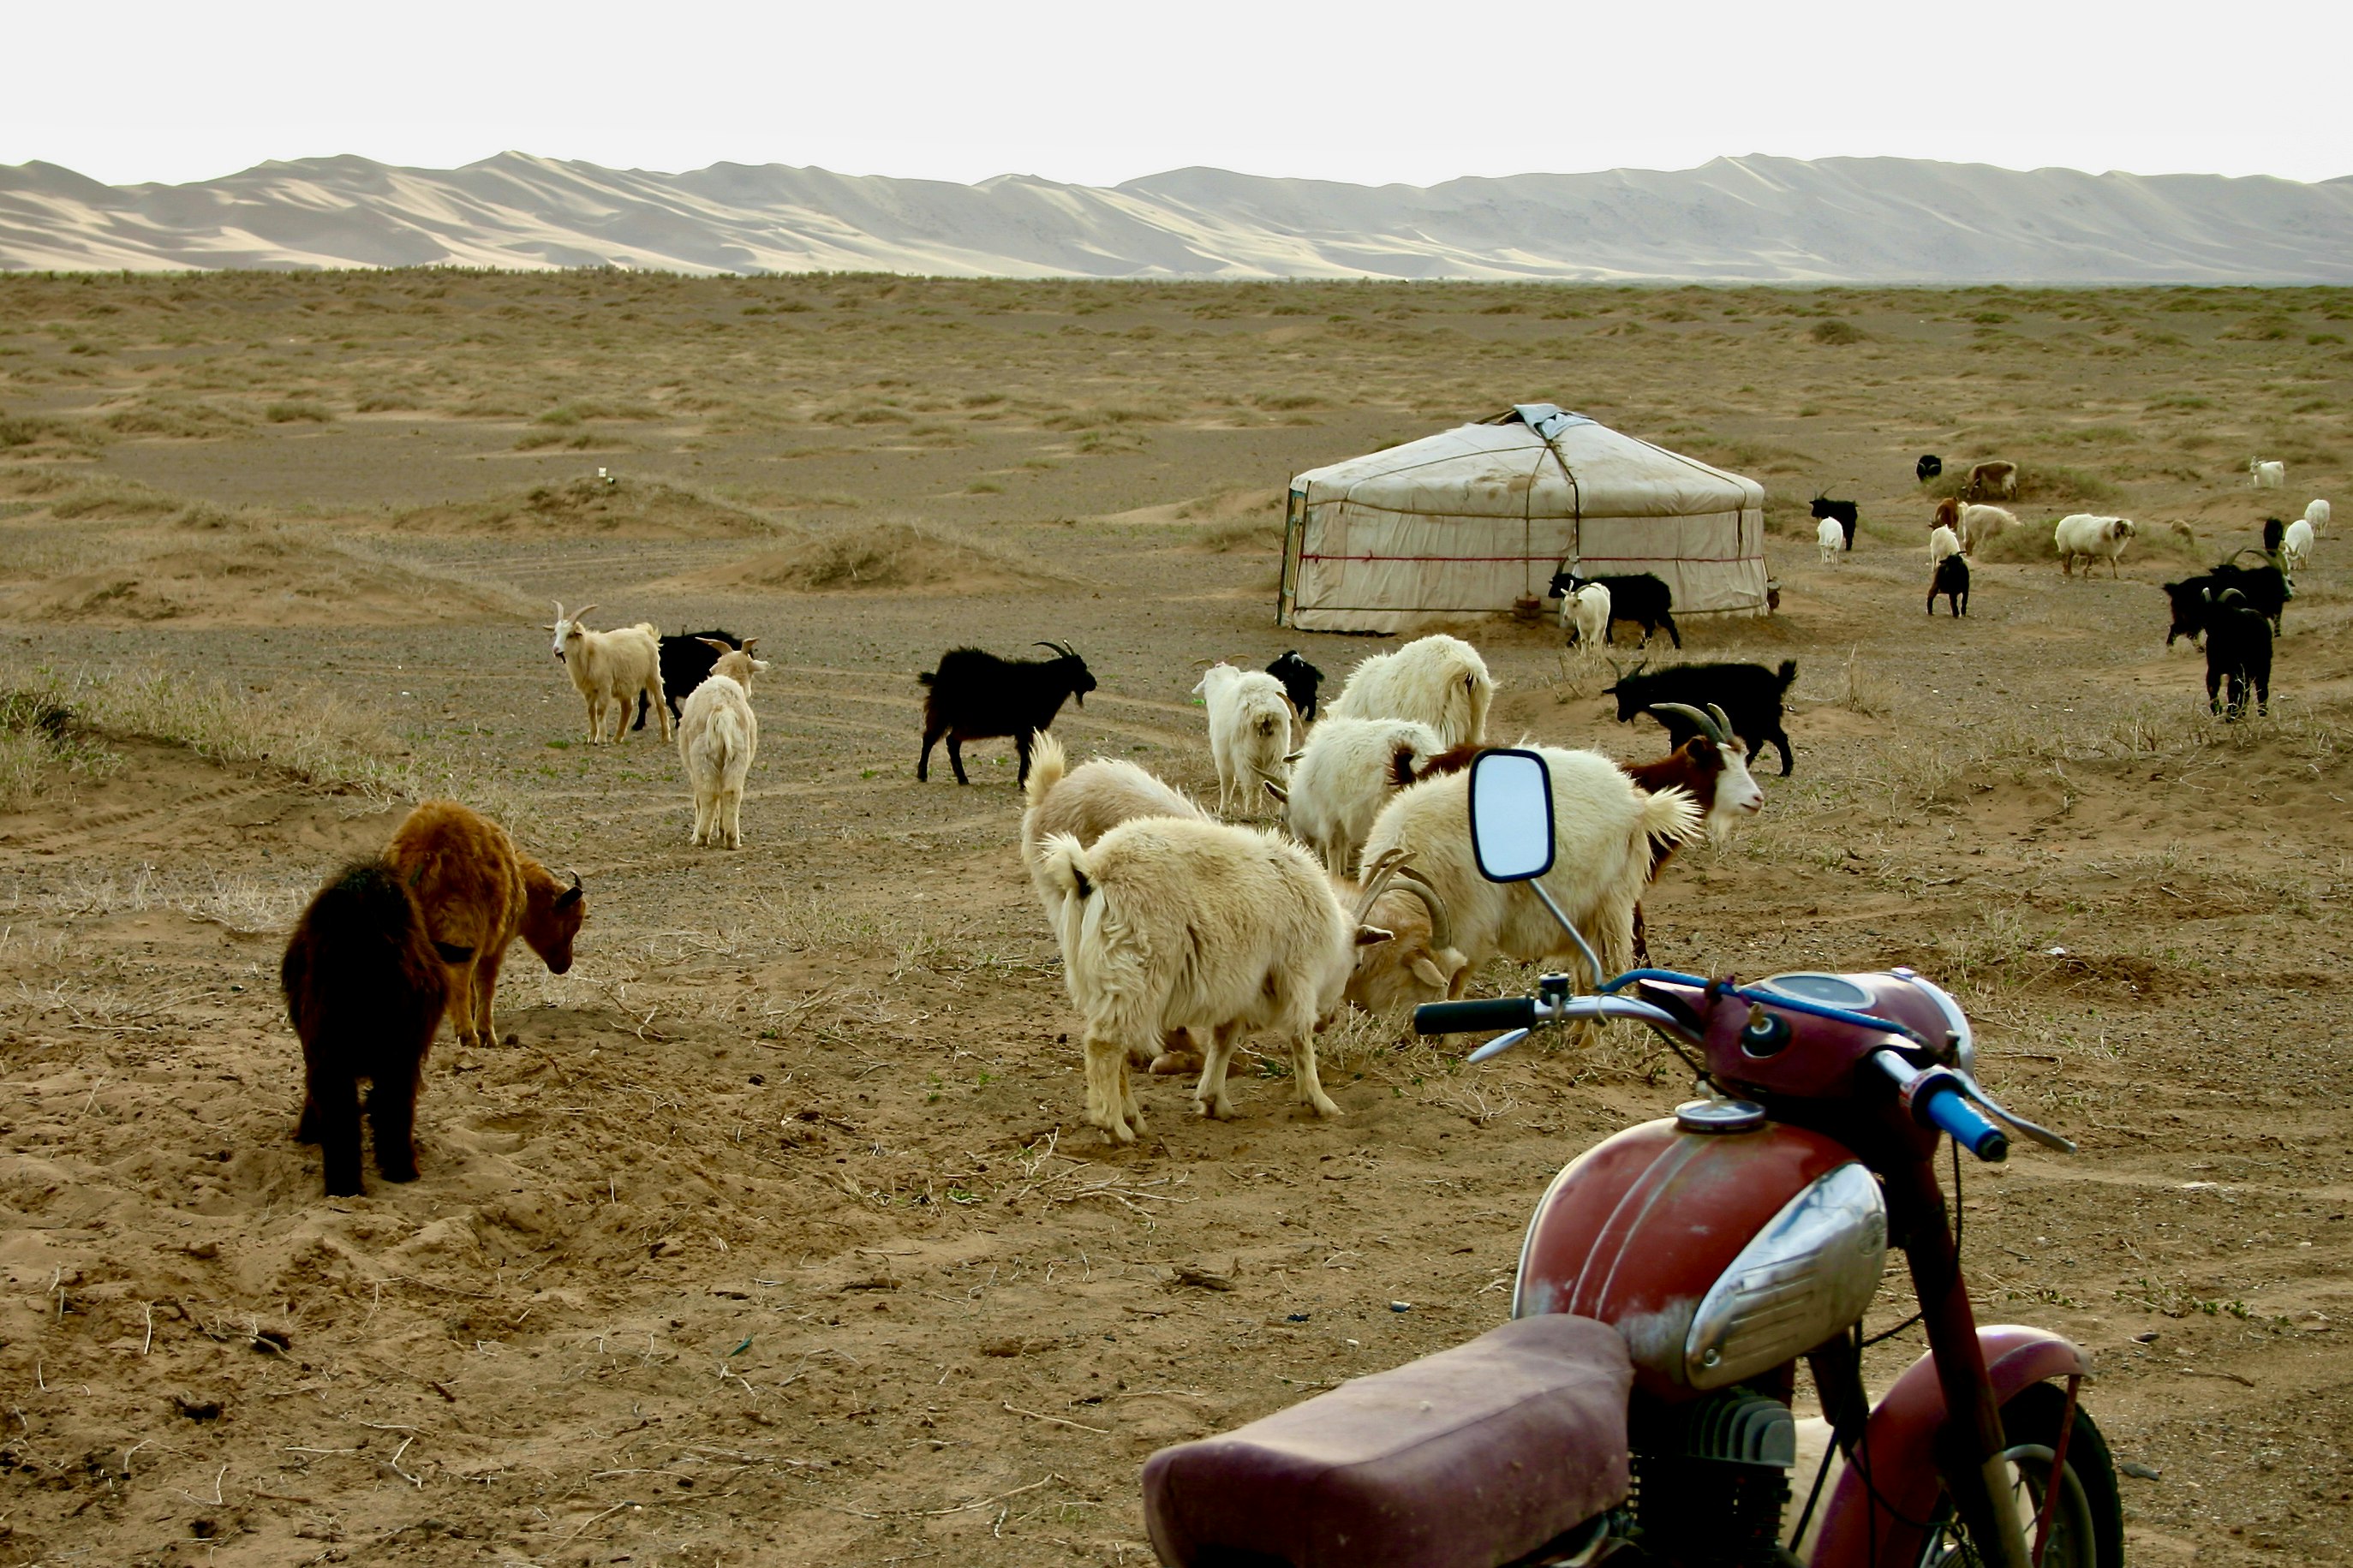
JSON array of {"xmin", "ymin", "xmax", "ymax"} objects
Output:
[
  {"xmin": 1413, "ymin": 997, "xmax": 1537, "ymax": 1035},
  {"xmin": 1922, "ymin": 1082, "xmax": 2010, "ymax": 1163}
]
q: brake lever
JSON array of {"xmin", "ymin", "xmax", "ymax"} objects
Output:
[{"xmin": 1466, "ymin": 1028, "xmax": 1531, "ymax": 1064}]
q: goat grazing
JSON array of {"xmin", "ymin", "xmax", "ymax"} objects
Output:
[
  {"xmin": 1195, "ymin": 663, "xmax": 1294, "ymax": 815},
  {"xmin": 1264, "ymin": 651, "xmax": 1325, "ymax": 723},
  {"xmin": 1958, "ymin": 504, "xmax": 2015, "ymax": 556},
  {"xmin": 2054, "ymin": 515, "xmax": 2136, "ymax": 578},
  {"xmin": 1965, "ymin": 461, "xmax": 2019, "ymax": 501},
  {"xmin": 1324, "ymin": 634, "xmax": 1494, "ymax": 748},
  {"xmin": 1916, "ymin": 454, "xmax": 1943, "ymax": 484},
  {"xmin": 1815, "ymin": 516, "xmax": 1845, "ymax": 564},
  {"xmin": 1037, "ymin": 817, "xmax": 1380, "ymax": 1142},
  {"xmin": 2202, "ymin": 589, "xmax": 2272, "ymax": 718},
  {"xmin": 550, "ymin": 602, "xmax": 665, "ymax": 744},
  {"xmin": 385, "ymin": 801, "xmax": 586, "ymax": 1049},
  {"xmin": 679, "ymin": 638, "xmax": 769, "ymax": 850},
  {"xmin": 283, "ymin": 859, "xmax": 455, "ymax": 1196},
  {"xmin": 2250, "ymin": 458, "xmax": 2285, "ymax": 490},
  {"xmin": 634, "ymin": 627, "xmax": 742, "ymax": 732},
  {"xmin": 1549, "ymin": 569, "xmax": 1680, "ymax": 648},
  {"xmin": 1811, "ymin": 497, "xmax": 1860, "ymax": 551},
  {"xmin": 2164, "ymin": 561, "xmax": 2290, "ymax": 645},
  {"xmin": 1929, "ymin": 553, "xmax": 1970, "ymax": 617},
  {"xmin": 917, "ymin": 641, "xmax": 1096, "ymax": 787},
  {"xmin": 1562, "ymin": 581, "xmax": 1612, "ymax": 647},
  {"xmin": 1268, "ymin": 715, "xmax": 1442, "ymax": 874},
  {"xmin": 1604, "ymin": 659, "xmax": 1800, "ymax": 777},
  {"xmin": 2305, "ymin": 499, "xmax": 2331, "ymax": 534},
  {"xmin": 2283, "ymin": 518, "xmax": 2314, "ymax": 573}
]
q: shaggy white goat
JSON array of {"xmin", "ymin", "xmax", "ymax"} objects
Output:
[
  {"xmin": 2250, "ymin": 458, "xmax": 2285, "ymax": 490},
  {"xmin": 550, "ymin": 601, "xmax": 665, "ymax": 744},
  {"xmin": 1269, "ymin": 716, "xmax": 1442, "ymax": 875},
  {"xmin": 1815, "ymin": 517, "xmax": 1845, "ymax": 564},
  {"xmin": 2053, "ymin": 515, "xmax": 2137, "ymax": 578},
  {"xmin": 1325, "ymin": 634, "xmax": 1495, "ymax": 749},
  {"xmin": 2282, "ymin": 517, "xmax": 2314, "ymax": 573},
  {"xmin": 1037, "ymin": 817, "xmax": 1381, "ymax": 1143},
  {"xmin": 2306, "ymin": 499, "xmax": 2331, "ymax": 534},
  {"xmin": 1562, "ymin": 582, "xmax": 1612, "ymax": 650},
  {"xmin": 1926, "ymin": 524, "xmax": 1962, "ymax": 569},
  {"xmin": 1193, "ymin": 663, "xmax": 1293, "ymax": 816},
  {"xmin": 678, "ymin": 638, "xmax": 767, "ymax": 849},
  {"xmin": 1958, "ymin": 504, "xmax": 2016, "ymax": 557}
]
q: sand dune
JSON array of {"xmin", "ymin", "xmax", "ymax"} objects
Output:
[{"xmin": 3, "ymin": 152, "xmax": 2350, "ymax": 281}]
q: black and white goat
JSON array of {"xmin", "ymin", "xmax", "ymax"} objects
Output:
[
  {"xmin": 917, "ymin": 641, "xmax": 1096, "ymax": 786},
  {"xmin": 1548, "ymin": 569, "xmax": 1680, "ymax": 648},
  {"xmin": 634, "ymin": 627, "xmax": 744, "ymax": 731},
  {"xmin": 1811, "ymin": 496, "xmax": 1860, "ymax": 550}
]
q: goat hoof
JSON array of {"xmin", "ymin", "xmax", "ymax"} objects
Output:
[{"xmin": 1310, "ymin": 1096, "xmax": 1344, "ymax": 1119}]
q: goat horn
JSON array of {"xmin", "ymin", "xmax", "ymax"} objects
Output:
[
  {"xmin": 1389, "ymin": 867, "xmax": 1454, "ymax": 949},
  {"xmin": 1707, "ymin": 702, "xmax": 1735, "ymax": 739},
  {"xmin": 1649, "ymin": 702, "xmax": 1726, "ymax": 748},
  {"xmin": 568, "ymin": 870, "xmax": 582, "ymax": 891},
  {"xmin": 1353, "ymin": 862, "xmax": 1407, "ymax": 926},
  {"xmin": 1033, "ymin": 641, "xmax": 1064, "ymax": 656}
]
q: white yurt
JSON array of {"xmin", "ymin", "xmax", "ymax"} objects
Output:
[{"xmin": 1277, "ymin": 405, "xmax": 1768, "ymax": 633}]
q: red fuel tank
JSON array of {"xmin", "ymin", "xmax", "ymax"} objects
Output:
[{"xmin": 1514, "ymin": 1116, "xmax": 1887, "ymax": 1401}]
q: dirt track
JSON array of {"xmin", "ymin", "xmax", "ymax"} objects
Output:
[{"xmin": 2, "ymin": 274, "xmax": 2350, "ymax": 1565}]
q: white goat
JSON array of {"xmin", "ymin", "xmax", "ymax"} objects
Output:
[
  {"xmin": 1193, "ymin": 663, "xmax": 1293, "ymax": 816},
  {"xmin": 1359, "ymin": 747, "xmax": 1700, "ymax": 1005},
  {"xmin": 1926, "ymin": 524, "xmax": 1962, "ymax": 568},
  {"xmin": 1021, "ymin": 730, "xmax": 1204, "ymax": 901},
  {"xmin": 1037, "ymin": 817, "xmax": 1379, "ymax": 1143},
  {"xmin": 550, "ymin": 601, "xmax": 665, "ymax": 744},
  {"xmin": 1268, "ymin": 716, "xmax": 1442, "ymax": 875},
  {"xmin": 2053, "ymin": 515, "xmax": 2137, "ymax": 578},
  {"xmin": 2250, "ymin": 458, "xmax": 2285, "ymax": 490},
  {"xmin": 1562, "ymin": 582, "xmax": 1612, "ymax": 650},
  {"xmin": 678, "ymin": 639, "xmax": 767, "ymax": 849},
  {"xmin": 2283, "ymin": 518, "xmax": 2314, "ymax": 573},
  {"xmin": 2307, "ymin": 499, "xmax": 2331, "ymax": 534},
  {"xmin": 1958, "ymin": 504, "xmax": 2016, "ymax": 557},
  {"xmin": 1815, "ymin": 517, "xmax": 1844, "ymax": 564},
  {"xmin": 1325, "ymin": 634, "xmax": 1495, "ymax": 749}
]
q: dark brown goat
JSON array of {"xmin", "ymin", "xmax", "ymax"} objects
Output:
[
  {"xmin": 283, "ymin": 859, "xmax": 460, "ymax": 1196},
  {"xmin": 386, "ymin": 800, "xmax": 585, "ymax": 1048}
]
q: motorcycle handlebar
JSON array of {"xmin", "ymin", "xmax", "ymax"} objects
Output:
[
  {"xmin": 1920, "ymin": 1079, "xmax": 2010, "ymax": 1163},
  {"xmin": 1413, "ymin": 997, "xmax": 1537, "ymax": 1034}
]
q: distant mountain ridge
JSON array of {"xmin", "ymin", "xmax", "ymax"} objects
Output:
[{"xmin": 3, "ymin": 152, "xmax": 2350, "ymax": 282}]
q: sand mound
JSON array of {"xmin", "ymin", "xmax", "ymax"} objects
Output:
[
  {"xmin": 663, "ymin": 521, "xmax": 1076, "ymax": 594},
  {"xmin": 0, "ymin": 527, "xmax": 529, "ymax": 626},
  {"xmin": 388, "ymin": 476, "xmax": 786, "ymax": 539}
]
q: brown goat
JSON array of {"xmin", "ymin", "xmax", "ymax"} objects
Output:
[
  {"xmin": 385, "ymin": 801, "xmax": 586, "ymax": 1048},
  {"xmin": 283, "ymin": 858, "xmax": 457, "ymax": 1196}
]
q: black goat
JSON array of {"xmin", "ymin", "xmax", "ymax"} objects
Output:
[
  {"xmin": 2164, "ymin": 560, "xmax": 2289, "ymax": 645},
  {"xmin": 1916, "ymin": 454, "xmax": 1943, "ymax": 484},
  {"xmin": 2262, "ymin": 516, "xmax": 2286, "ymax": 559},
  {"xmin": 1810, "ymin": 496, "xmax": 1860, "ymax": 550},
  {"xmin": 917, "ymin": 641, "xmax": 1096, "ymax": 786},
  {"xmin": 1605, "ymin": 659, "xmax": 1799, "ymax": 777},
  {"xmin": 634, "ymin": 628, "xmax": 744, "ymax": 731},
  {"xmin": 1548, "ymin": 569, "xmax": 1681, "ymax": 648},
  {"xmin": 2203, "ymin": 589, "xmax": 2272, "ymax": 719},
  {"xmin": 1265, "ymin": 650, "xmax": 1325, "ymax": 722},
  {"xmin": 282, "ymin": 859, "xmax": 460, "ymax": 1197},
  {"xmin": 1929, "ymin": 553, "xmax": 1970, "ymax": 617}
]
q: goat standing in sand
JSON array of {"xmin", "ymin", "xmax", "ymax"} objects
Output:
[
  {"xmin": 679, "ymin": 638, "xmax": 770, "ymax": 850},
  {"xmin": 385, "ymin": 801, "xmax": 587, "ymax": 1049},
  {"xmin": 551, "ymin": 602, "xmax": 665, "ymax": 744}
]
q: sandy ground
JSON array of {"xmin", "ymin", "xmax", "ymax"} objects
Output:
[{"xmin": 1, "ymin": 274, "xmax": 2350, "ymax": 1566}]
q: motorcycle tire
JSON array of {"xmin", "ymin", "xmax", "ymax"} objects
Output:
[{"xmin": 1914, "ymin": 1381, "xmax": 2125, "ymax": 1568}]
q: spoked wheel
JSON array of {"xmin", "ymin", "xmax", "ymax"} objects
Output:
[{"xmin": 1915, "ymin": 1383, "xmax": 2125, "ymax": 1568}]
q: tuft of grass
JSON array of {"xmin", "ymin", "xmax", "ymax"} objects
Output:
[
  {"xmin": 0, "ymin": 681, "xmax": 119, "ymax": 808},
  {"xmin": 263, "ymin": 399, "xmax": 334, "ymax": 424},
  {"xmin": 1808, "ymin": 319, "xmax": 1867, "ymax": 345}
]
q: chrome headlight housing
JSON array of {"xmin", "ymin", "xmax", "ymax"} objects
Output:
[{"xmin": 1684, "ymin": 1161, "xmax": 1888, "ymax": 1390}]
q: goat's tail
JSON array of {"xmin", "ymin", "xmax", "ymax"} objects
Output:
[
  {"xmin": 1389, "ymin": 743, "xmax": 1418, "ymax": 790},
  {"xmin": 1639, "ymin": 785, "xmax": 1705, "ymax": 854},
  {"xmin": 1024, "ymin": 730, "xmax": 1068, "ymax": 813},
  {"xmin": 1036, "ymin": 832, "xmax": 1099, "ymax": 965},
  {"xmin": 1775, "ymin": 659, "xmax": 1799, "ymax": 692}
]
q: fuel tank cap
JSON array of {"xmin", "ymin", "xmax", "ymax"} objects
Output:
[{"xmin": 1675, "ymin": 1097, "xmax": 1768, "ymax": 1134}]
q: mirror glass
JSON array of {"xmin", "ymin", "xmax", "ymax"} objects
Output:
[{"xmin": 1468, "ymin": 749, "xmax": 1555, "ymax": 883}]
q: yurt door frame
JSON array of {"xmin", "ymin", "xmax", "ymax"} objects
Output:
[{"xmin": 1277, "ymin": 487, "xmax": 1305, "ymax": 625}]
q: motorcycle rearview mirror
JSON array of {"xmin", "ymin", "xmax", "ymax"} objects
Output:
[{"xmin": 1469, "ymin": 749, "xmax": 1555, "ymax": 883}]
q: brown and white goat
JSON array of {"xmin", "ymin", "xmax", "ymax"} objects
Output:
[
  {"xmin": 283, "ymin": 858, "xmax": 457, "ymax": 1196},
  {"xmin": 1619, "ymin": 703, "xmax": 1763, "ymax": 962},
  {"xmin": 385, "ymin": 800, "xmax": 586, "ymax": 1049}
]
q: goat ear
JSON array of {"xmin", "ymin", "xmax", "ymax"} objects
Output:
[
  {"xmin": 696, "ymin": 637, "xmax": 733, "ymax": 653},
  {"xmin": 1411, "ymin": 957, "xmax": 1448, "ymax": 988},
  {"xmin": 1354, "ymin": 925, "xmax": 1395, "ymax": 948},
  {"xmin": 555, "ymin": 871, "xmax": 584, "ymax": 909},
  {"xmin": 738, "ymin": 637, "xmax": 758, "ymax": 652}
]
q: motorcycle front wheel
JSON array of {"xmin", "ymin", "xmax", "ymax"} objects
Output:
[{"xmin": 1914, "ymin": 1382, "xmax": 2125, "ymax": 1568}]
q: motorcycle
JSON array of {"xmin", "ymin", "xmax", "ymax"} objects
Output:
[{"xmin": 1140, "ymin": 748, "xmax": 2123, "ymax": 1568}]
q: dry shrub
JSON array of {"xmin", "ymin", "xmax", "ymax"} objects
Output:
[
  {"xmin": 1809, "ymin": 319, "xmax": 1867, "ymax": 345},
  {"xmin": 0, "ymin": 683, "xmax": 118, "ymax": 808},
  {"xmin": 99, "ymin": 396, "xmax": 254, "ymax": 438}
]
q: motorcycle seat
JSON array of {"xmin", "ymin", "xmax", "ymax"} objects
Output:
[{"xmin": 1142, "ymin": 1313, "xmax": 1632, "ymax": 1568}]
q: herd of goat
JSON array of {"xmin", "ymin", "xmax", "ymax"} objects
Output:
[{"xmin": 275, "ymin": 450, "xmax": 2332, "ymax": 1187}]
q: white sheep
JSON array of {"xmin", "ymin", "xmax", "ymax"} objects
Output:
[
  {"xmin": 678, "ymin": 638, "xmax": 767, "ymax": 849},
  {"xmin": 1958, "ymin": 504, "xmax": 2016, "ymax": 557},
  {"xmin": 2307, "ymin": 499, "xmax": 2331, "ymax": 534},
  {"xmin": 2053, "ymin": 515, "xmax": 2137, "ymax": 578},
  {"xmin": 1193, "ymin": 663, "xmax": 1293, "ymax": 816},
  {"xmin": 2250, "ymin": 458, "xmax": 2285, "ymax": 490},
  {"xmin": 1359, "ymin": 747, "xmax": 1700, "ymax": 1007},
  {"xmin": 549, "ymin": 601, "xmax": 665, "ymax": 744},
  {"xmin": 1815, "ymin": 517, "xmax": 1844, "ymax": 564},
  {"xmin": 1562, "ymin": 582, "xmax": 1612, "ymax": 650},
  {"xmin": 1036, "ymin": 817, "xmax": 1379, "ymax": 1143},
  {"xmin": 2283, "ymin": 518, "xmax": 2314, "ymax": 573},
  {"xmin": 1324, "ymin": 634, "xmax": 1495, "ymax": 749},
  {"xmin": 1268, "ymin": 716, "xmax": 1442, "ymax": 875}
]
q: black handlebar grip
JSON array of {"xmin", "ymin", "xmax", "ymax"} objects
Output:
[{"xmin": 1412, "ymin": 997, "xmax": 1538, "ymax": 1035}]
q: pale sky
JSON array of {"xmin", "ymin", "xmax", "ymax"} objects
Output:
[{"xmin": 8, "ymin": 0, "xmax": 2348, "ymax": 188}]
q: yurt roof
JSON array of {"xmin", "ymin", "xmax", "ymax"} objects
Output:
[{"xmin": 1293, "ymin": 405, "xmax": 1764, "ymax": 520}]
